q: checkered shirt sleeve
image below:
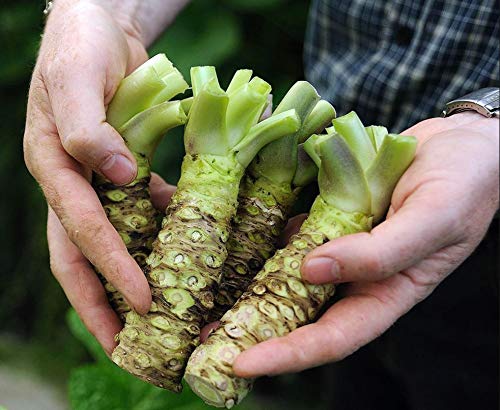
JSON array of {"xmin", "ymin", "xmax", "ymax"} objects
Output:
[{"xmin": 304, "ymin": 0, "xmax": 499, "ymax": 131}]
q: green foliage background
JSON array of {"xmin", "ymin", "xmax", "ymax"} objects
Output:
[{"xmin": 0, "ymin": 1, "xmax": 331, "ymax": 409}]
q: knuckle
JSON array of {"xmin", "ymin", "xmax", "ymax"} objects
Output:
[
  {"xmin": 324, "ymin": 325, "xmax": 351, "ymax": 362},
  {"xmin": 284, "ymin": 336, "xmax": 310, "ymax": 367},
  {"xmin": 62, "ymin": 127, "xmax": 92, "ymax": 153},
  {"xmin": 65, "ymin": 209, "xmax": 104, "ymax": 246},
  {"xmin": 63, "ymin": 128, "xmax": 109, "ymax": 167}
]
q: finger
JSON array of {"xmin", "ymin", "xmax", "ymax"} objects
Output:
[
  {"xmin": 47, "ymin": 207, "xmax": 122, "ymax": 355},
  {"xmin": 200, "ymin": 321, "xmax": 221, "ymax": 343},
  {"xmin": 45, "ymin": 66, "xmax": 136, "ymax": 185},
  {"xmin": 31, "ymin": 132, "xmax": 151, "ymax": 314},
  {"xmin": 43, "ymin": 42, "xmax": 136, "ymax": 185},
  {"xmin": 301, "ymin": 188, "xmax": 460, "ymax": 284},
  {"xmin": 150, "ymin": 172, "xmax": 176, "ymax": 211},
  {"xmin": 234, "ymin": 272, "xmax": 419, "ymax": 377},
  {"xmin": 279, "ymin": 213, "xmax": 307, "ymax": 247}
]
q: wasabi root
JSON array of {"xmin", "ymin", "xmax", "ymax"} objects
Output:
[
  {"xmin": 112, "ymin": 67, "xmax": 300, "ymax": 392},
  {"xmin": 184, "ymin": 111, "xmax": 417, "ymax": 408},
  {"xmin": 93, "ymin": 54, "xmax": 188, "ymax": 320},
  {"xmin": 208, "ymin": 83, "xmax": 336, "ymax": 321}
]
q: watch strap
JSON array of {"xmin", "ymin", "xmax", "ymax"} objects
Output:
[{"xmin": 442, "ymin": 87, "xmax": 499, "ymax": 118}]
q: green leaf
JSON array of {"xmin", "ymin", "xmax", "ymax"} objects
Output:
[
  {"xmin": 318, "ymin": 134, "xmax": 372, "ymax": 215},
  {"xmin": 66, "ymin": 308, "xmax": 108, "ymax": 363},
  {"xmin": 69, "ymin": 363, "xmax": 217, "ymax": 410},
  {"xmin": 365, "ymin": 134, "xmax": 417, "ymax": 223}
]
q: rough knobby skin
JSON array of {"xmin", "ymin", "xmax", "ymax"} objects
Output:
[
  {"xmin": 93, "ymin": 153, "xmax": 160, "ymax": 321},
  {"xmin": 112, "ymin": 153, "xmax": 244, "ymax": 392},
  {"xmin": 208, "ymin": 175, "xmax": 298, "ymax": 322},
  {"xmin": 185, "ymin": 197, "xmax": 372, "ymax": 408}
]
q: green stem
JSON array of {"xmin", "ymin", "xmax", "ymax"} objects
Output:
[
  {"xmin": 226, "ymin": 77, "xmax": 272, "ymax": 147},
  {"xmin": 317, "ymin": 133, "xmax": 371, "ymax": 215},
  {"xmin": 365, "ymin": 125, "xmax": 388, "ymax": 151},
  {"xmin": 365, "ymin": 133, "xmax": 417, "ymax": 222},
  {"xmin": 107, "ymin": 54, "xmax": 188, "ymax": 130},
  {"xmin": 303, "ymin": 133, "xmax": 331, "ymax": 167},
  {"xmin": 247, "ymin": 82, "xmax": 321, "ymax": 185},
  {"xmin": 184, "ymin": 85, "xmax": 229, "ymax": 156},
  {"xmin": 297, "ymin": 99, "xmax": 336, "ymax": 143},
  {"xmin": 325, "ymin": 125, "xmax": 336, "ymax": 134},
  {"xmin": 191, "ymin": 66, "xmax": 219, "ymax": 97},
  {"xmin": 234, "ymin": 110, "xmax": 300, "ymax": 167},
  {"xmin": 332, "ymin": 111, "xmax": 375, "ymax": 170},
  {"xmin": 121, "ymin": 100, "xmax": 187, "ymax": 159},
  {"xmin": 180, "ymin": 96, "xmax": 194, "ymax": 114},
  {"xmin": 292, "ymin": 142, "xmax": 318, "ymax": 187},
  {"xmin": 226, "ymin": 69, "xmax": 253, "ymax": 96}
]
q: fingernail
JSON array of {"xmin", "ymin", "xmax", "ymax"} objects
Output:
[
  {"xmin": 100, "ymin": 154, "xmax": 136, "ymax": 185},
  {"xmin": 302, "ymin": 257, "xmax": 341, "ymax": 284}
]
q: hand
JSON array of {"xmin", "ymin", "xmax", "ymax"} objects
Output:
[
  {"xmin": 233, "ymin": 112, "xmax": 499, "ymax": 377},
  {"xmin": 23, "ymin": 0, "xmax": 175, "ymax": 354}
]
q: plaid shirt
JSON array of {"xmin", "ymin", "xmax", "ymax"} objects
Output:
[{"xmin": 304, "ymin": 0, "xmax": 500, "ymax": 132}]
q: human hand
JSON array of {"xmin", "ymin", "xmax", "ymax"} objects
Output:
[
  {"xmin": 23, "ymin": 0, "xmax": 180, "ymax": 353},
  {"xmin": 233, "ymin": 112, "xmax": 499, "ymax": 376}
]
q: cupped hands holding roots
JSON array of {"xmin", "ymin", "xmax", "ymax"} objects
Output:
[{"xmin": 229, "ymin": 113, "xmax": 499, "ymax": 379}]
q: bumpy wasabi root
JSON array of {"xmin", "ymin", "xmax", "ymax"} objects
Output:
[
  {"xmin": 185, "ymin": 112, "xmax": 417, "ymax": 407},
  {"xmin": 209, "ymin": 83, "xmax": 336, "ymax": 321},
  {"xmin": 112, "ymin": 67, "xmax": 300, "ymax": 391},
  {"xmin": 186, "ymin": 199, "xmax": 371, "ymax": 408},
  {"xmin": 93, "ymin": 54, "xmax": 189, "ymax": 320},
  {"xmin": 93, "ymin": 154, "xmax": 160, "ymax": 319},
  {"xmin": 208, "ymin": 175, "xmax": 297, "ymax": 322}
]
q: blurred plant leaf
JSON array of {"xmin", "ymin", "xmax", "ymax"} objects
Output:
[
  {"xmin": 66, "ymin": 308, "xmax": 108, "ymax": 363},
  {"xmin": 150, "ymin": 1, "xmax": 241, "ymax": 78},
  {"xmin": 69, "ymin": 363, "xmax": 227, "ymax": 410},
  {"xmin": 224, "ymin": 0, "xmax": 287, "ymax": 11},
  {"xmin": 66, "ymin": 308, "xmax": 240, "ymax": 409},
  {"xmin": 0, "ymin": 4, "xmax": 40, "ymax": 84}
]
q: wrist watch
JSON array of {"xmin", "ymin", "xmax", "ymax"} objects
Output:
[{"xmin": 442, "ymin": 87, "xmax": 500, "ymax": 118}]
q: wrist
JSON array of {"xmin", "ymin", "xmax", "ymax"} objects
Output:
[
  {"xmin": 48, "ymin": 0, "xmax": 145, "ymax": 45},
  {"xmin": 50, "ymin": 0, "xmax": 189, "ymax": 47},
  {"xmin": 444, "ymin": 112, "xmax": 500, "ymax": 142}
]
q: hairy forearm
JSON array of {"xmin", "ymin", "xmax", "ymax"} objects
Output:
[{"xmin": 50, "ymin": 0, "xmax": 190, "ymax": 46}]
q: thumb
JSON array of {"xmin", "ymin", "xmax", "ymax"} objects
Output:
[
  {"xmin": 45, "ymin": 60, "xmax": 136, "ymax": 185},
  {"xmin": 301, "ymin": 200, "xmax": 457, "ymax": 284}
]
